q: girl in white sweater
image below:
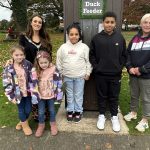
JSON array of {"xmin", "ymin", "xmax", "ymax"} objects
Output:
[{"xmin": 56, "ymin": 22, "xmax": 92, "ymax": 123}]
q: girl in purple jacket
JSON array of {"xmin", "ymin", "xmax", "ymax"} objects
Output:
[{"xmin": 3, "ymin": 45, "xmax": 34, "ymax": 136}]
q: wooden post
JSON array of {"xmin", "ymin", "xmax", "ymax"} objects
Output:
[{"xmin": 63, "ymin": 0, "xmax": 124, "ymax": 110}]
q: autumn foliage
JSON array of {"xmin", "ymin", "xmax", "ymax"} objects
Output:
[{"xmin": 123, "ymin": 0, "xmax": 150, "ymax": 24}]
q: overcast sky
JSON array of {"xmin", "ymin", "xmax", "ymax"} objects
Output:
[{"xmin": 0, "ymin": 5, "xmax": 12, "ymax": 21}]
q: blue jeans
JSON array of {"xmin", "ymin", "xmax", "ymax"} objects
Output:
[
  {"xmin": 64, "ymin": 76, "xmax": 85, "ymax": 113},
  {"xmin": 17, "ymin": 96, "xmax": 32, "ymax": 122},
  {"xmin": 38, "ymin": 99, "xmax": 56, "ymax": 123}
]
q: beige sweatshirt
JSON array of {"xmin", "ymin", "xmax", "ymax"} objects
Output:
[{"xmin": 56, "ymin": 40, "xmax": 92, "ymax": 78}]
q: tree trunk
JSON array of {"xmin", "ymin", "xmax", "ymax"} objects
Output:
[{"xmin": 12, "ymin": 0, "xmax": 27, "ymax": 31}]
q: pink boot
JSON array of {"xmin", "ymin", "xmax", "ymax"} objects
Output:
[
  {"xmin": 35, "ymin": 123, "xmax": 45, "ymax": 137},
  {"xmin": 50, "ymin": 122, "xmax": 58, "ymax": 136}
]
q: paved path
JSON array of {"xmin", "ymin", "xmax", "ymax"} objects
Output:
[
  {"xmin": 0, "ymin": 128, "xmax": 150, "ymax": 150},
  {"xmin": 1, "ymin": 101, "xmax": 150, "ymax": 150}
]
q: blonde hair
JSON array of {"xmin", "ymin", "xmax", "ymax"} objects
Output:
[
  {"xmin": 34, "ymin": 50, "xmax": 52, "ymax": 78},
  {"xmin": 10, "ymin": 44, "xmax": 25, "ymax": 55},
  {"xmin": 141, "ymin": 13, "xmax": 150, "ymax": 23}
]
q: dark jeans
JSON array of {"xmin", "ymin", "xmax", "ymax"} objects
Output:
[
  {"xmin": 17, "ymin": 96, "xmax": 32, "ymax": 122},
  {"xmin": 38, "ymin": 99, "xmax": 56, "ymax": 123},
  {"xmin": 95, "ymin": 75, "xmax": 121, "ymax": 116}
]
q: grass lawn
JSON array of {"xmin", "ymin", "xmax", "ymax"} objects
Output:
[{"xmin": 0, "ymin": 31, "xmax": 149, "ymax": 134}]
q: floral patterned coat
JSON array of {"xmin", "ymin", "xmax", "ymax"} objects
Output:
[
  {"xmin": 30, "ymin": 66, "xmax": 63, "ymax": 103},
  {"xmin": 2, "ymin": 59, "xmax": 33, "ymax": 104}
]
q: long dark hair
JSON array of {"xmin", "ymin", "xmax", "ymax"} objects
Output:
[{"xmin": 26, "ymin": 14, "xmax": 52, "ymax": 55}]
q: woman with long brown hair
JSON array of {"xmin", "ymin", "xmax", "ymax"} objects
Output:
[
  {"xmin": 18, "ymin": 14, "xmax": 52, "ymax": 124},
  {"xmin": 19, "ymin": 14, "xmax": 52, "ymax": 63}
]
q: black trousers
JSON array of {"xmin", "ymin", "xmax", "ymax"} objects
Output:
[{"xmin": 95, "ymin": 75, "xmax": 121, "ymax": 116}]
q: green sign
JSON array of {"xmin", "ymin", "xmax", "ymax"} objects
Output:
[{"xmin": 80, "ymin": 0, "xmax": 106, "ymax": 19}]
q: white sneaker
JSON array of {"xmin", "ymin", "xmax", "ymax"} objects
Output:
[
  {"xmin": 124, "ymin": 112, "xmax": 137, "ymax": 121},
  {"xmin": 135, "ymin": 120, "xmax": 149, "ymax": 132},
  {"xmin": 111, "ymin": 116, "xmax": 120, "ymax": 132},
  {"xmin": 97, "ymin": 114, "xmax": 106, "ymax": 130}
]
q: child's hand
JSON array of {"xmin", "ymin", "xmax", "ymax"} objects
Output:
[
  {"xmin": 12, "ymin": 99, "xmax": 17, "ymax": 104},
  {"xmin": 84, "ymin": 75, "xmax": 90, "ymax": 80},
  {"xmin": 5, "ymin": 59, "xmax": 13, "ymax": 67}
]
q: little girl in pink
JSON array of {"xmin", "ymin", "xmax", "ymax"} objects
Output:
[{"xmin": 31, "ymin": 50, "xmax": 63, "ymax": 137}]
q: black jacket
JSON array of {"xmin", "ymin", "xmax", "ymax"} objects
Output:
[
  {"xmin": 126, "ymin": 32, "xmax": 150, "ymax": 79},
  {"xmin": 19, "ymin": 34, "xmax": 52, "ymax": 64},
  {"xmin": 89, "ymin": 30, "xmax": 127, "ymax": 76}
]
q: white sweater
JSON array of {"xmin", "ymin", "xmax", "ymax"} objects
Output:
[{"xmin": 56, "ymin": 40, "xmax": 92, "ymax": 78}]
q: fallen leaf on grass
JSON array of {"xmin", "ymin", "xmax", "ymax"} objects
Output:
[
  {"xmin": 105, "ymin": 143, "xmax": 112, "ymax": 149},
  {"xmin": 1, "ymin": 126, "xmax": 6, "ymax": 128},
  {"xmin": 85, "ymin": 145, "xmax": 91, "ymax": 150}
]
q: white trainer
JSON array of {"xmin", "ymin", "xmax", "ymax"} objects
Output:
[
  {"xmin": 124, "ymin": 112, "xmax": 137, "ymax": 121},
  {"xmin": 111, "ymin": 116, "xmax": 120, "ymax": 132},
  {"xmin": 135, "ymin": 120, "xmax": 149, "ymax": 132},
  {"xmin": 97, "ymin": 114, "xmax": 106, "ymax": 130}
]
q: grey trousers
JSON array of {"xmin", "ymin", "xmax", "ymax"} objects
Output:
[{"xmin": 129, "ymin": 76, "xmax": 150, "ymax": 119}]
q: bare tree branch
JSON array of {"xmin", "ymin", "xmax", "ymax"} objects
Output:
[
  {"xmin": 7, "ymin": 0, "xmax": 12, "ymax": 6},
  {"xmin": 0, "ymin": 0, "xmax": 12, "ymax": 9}
]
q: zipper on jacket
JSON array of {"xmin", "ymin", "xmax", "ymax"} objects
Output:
[{"xmin": 140, "ymin": 41, "xmax": 145, "ymax": 51}]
